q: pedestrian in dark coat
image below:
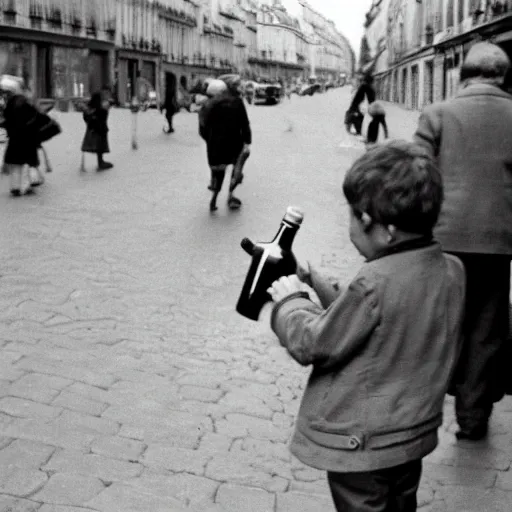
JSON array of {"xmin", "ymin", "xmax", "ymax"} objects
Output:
[
  {"xmin": 81, "ymin": 91, "xmax": 113, "ymax": 171},
  {"xmin": 345, "ymin": 73, "xmax": 376, "ymax": 136},
  {"xmin": 200, "ymin": 76, "xmax": 252, "ymax": 212},
  {"xmin": 0, "ymin": 75, "xmax": 40, "ymax": 196},
  {"xmin": 414, "ymin": 42, "xmax": 512, "ymax": 441},
  {"xmin": 161, "ymin": 86, "xmax": 178, "ymax": 134}
]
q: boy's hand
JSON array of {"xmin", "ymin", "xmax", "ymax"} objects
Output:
[{"xmin": 267, "ymin": 275, "xmax": 310, "ymax": 302}]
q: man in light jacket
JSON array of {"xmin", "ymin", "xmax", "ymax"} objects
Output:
[{"xmin": 414, "ymin": 42, "xmax": 512, "ymax": 441}]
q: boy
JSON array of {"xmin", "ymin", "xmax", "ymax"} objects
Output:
[
  {"xmin": 366, "ymin": 100, "xmax": 388, "ymax": 145},
  {"xmin": 267, "ymin": 141, "xmax": 466, "ymax": 512}
]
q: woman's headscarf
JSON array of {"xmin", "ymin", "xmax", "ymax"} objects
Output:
[
  {"xmin": 0, "ymin": 75, "xmax": 24, "ymax": 95},
  {"xmin": 206, "ymin": 79, "xmax": 227, "ymax": 97}
]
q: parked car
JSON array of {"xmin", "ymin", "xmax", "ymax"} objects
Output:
[
  {"xmin": 254, "ymin": 82, "xmax": 282, "ymax": 105},
  {"xmin": 299, "ymin": 82, "xmax": 321, "ymax": 97}
]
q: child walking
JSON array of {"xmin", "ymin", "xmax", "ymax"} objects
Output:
[
  {"xmin": 267, "ymin": 140, "xmax": 466, "ymax": 512},
  {"xmin": 366, "ymin": 100, "xmax": 388, "ymax": 145},
  {"xmin": 81, "ymin": 91, "xmax": 113, "ymax": 171}
]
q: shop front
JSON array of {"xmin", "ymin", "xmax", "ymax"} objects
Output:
[
  {"xmin": 0, "ymin": 26, "xmax": 114, "ymax": 110},
  {"xmin": 116, "ymin": 49, "xmax": 161, "ymax": 106}
]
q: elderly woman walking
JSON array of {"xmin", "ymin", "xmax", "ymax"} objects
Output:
[
  {"xmin": 199, "ymin": 75, "xmax": 252, "ymax": 212},
  {"xmin": 0, "ymin": 75, "xmax": 43, "ymax": 196},
  {"xmin": 414, "ymin": 42, "xmax": 512, "ymax": 441}
]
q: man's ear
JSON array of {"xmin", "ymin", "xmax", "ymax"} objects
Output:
[
  {"xmin": 387, "ymin": 224, "xmax": 397, "ymax": 242},
  {"xmin": 361, "ymin": 212, "xmax": 373, "ymax": 231}
]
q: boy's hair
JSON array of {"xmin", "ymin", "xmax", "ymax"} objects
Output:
[{"xmin": 343, "ymin": 140, "xmax": 443, "ymax": 235}]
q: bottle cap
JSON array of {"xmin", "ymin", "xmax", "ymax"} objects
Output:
[{"xmin": 284, "ymin": 206, "xmax": 304, "ymax": 225}]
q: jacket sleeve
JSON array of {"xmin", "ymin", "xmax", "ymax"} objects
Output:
[
  {"xmin": 198, "ymin": 102, "xmax": 211, "ymax": 141},
  {"xmin": 414, "ymin": 106, "xmax": 441, "ymax": 159},
  {"xmin": 238, "ymin": 98, "xmax": 252, "ymax": 145},
  {"xmin": 308, "ymin": 264, "xmax": 342, "ymax": 309},
  {"xmin": 271, "ymin": 276, "xmax": 380, "ymax": 369}
]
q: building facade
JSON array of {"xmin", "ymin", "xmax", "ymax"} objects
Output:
[
  {"xmin": 363, "ymin": 0, "xmax": 512, "ymax": 110},
  {"xmin": 299, "ymin": 1, "xmax": 355, "ymax": 81},
  {"xmin": 0, "ymin": 0, "xmax": 115, "ymax": 110},
  {"xmin": 0, "ymin": 0, "xmax": 354, "ymax": 109}
]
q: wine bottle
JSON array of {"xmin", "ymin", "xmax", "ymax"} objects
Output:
[{"xmin": 236, "ymin": 206, "xmax": 304, "ymax": 321}]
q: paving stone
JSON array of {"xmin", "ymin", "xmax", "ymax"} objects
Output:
[
  {"xmin": 84, "ymin": 483, "xmax": 187, "ymax": 512},
  {"xmin": 232, "ymin": 438, "xmax": 291, "ymax": 463},
  {"xmin": 125, "ymin": 471, "xmax": 218, "ymax": 509},
  {"xmin": 289, "ymin": 479, "xmax": 331, "ymax": 495},
  {"xmin": 13, "ymin": 373, "xmax": 74, "ymax": 391},
  {"xmin": 423, "ymin": 462, "xmax": 498, "ymax": 488},
  {"xmin": 57, "ymin": 410, "xmax": 120, "ymax": 436},
  {"xmin": 0, "ymin": 495, "xmax": 41, "ymax": 512},
  {"xmin": 143, "ymin": 444, "xmax": 211, "ymax": 475},
  {"xmin": 52, "ymin": 391, "xmax": 107, "ymax": 416},
  {"xmin": 39, "ymin": 506, "xmax": 101, "ymax": 512},
  {"xmin": 0, "ymin": 464, "xmax": 48, "ymax": 497},
  {"xmin": 198, "ymin": 433, "xmax": 233, "ymax": 454},
  {"xmin": 430, "ymin": 486, "xmax": 512, "ymax": 512},
  {"xmin": 224, "ymin": 414, "xmax": 290, "ymax": 442},
  {"xmin": 216, "ymin": 391, "xmax": 274, "ymax": 419},
  {"xmin": 0, "ymin": 362, "xmax": 26, "ymax": 381},
  {"xmin": 176, "ymin": 373, "xmax": 224, "ymax": 388},
  {"xmin": 495, "ymin": 469, "xmax": 512, "ymax": 491},
  {"xmin": 425, "ymin": 439, "xmax": 511, "ymax": 471},
  {"xmin": 205, "ymin": 455, "xmax": 289, "ymax": 492},
  {"xmin": 0, "ymin": 418, "xmax": 95, "ymax": 451},
  {"xmin": 0, "ymin": 439, "xmax": 56, "ymax": 469},
  {"xmin": 0, "ymin": 397, "xmax": 62, "ymax": 419},
  {"xmin": 179, "ymin": 385, "xmax": 224, "ymax": 403},
  {"xmin": 215, "ymin": 484, "xmax": 274, "ymax": 512},
  {"xmin": 0, "ymin": 380, "xmax": 10, "ymax": 398},
  {"xmin": 90, "ymin": 436, "xmax": 146, "ymax": 462},
  {"xmin": 30, "ymin": 473, "xmax": 105, "ymax": 505},
  {"xmin": 7, "ymin": 378, "xmax": 60, "ymax": 404},
  {"xmin": 65, "ymin": 383, "xmax": 112, "ymax": 404},
  {"xmin": 0, "ymin": 436, "xmax": 14, "ymax": 450},
  {"xmin": 15, "ymin": 358, "xmax": 115, "ymax": 389},
  {"xmin": 43, "ymin": 449, "xmax": 143, "ymax": 482},
  {"xmin": 276, "ymin": 491, "xmax": 336, "ymax": 512}
]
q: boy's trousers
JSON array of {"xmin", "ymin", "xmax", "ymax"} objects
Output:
[{"xmin": 327, "ymin": 459, "xmax": 422, "ymax": 512}]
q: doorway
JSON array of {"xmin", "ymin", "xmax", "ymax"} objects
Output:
[
  {"xmin": 165, "ymin": 72, "xmax": 177, "ymax": 103},
  {"xmin": 127, "ymin": 59, "xmax": 138, "ymax": 102}
]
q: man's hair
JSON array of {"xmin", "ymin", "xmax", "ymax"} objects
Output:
[
  {"xmin": 460, "ymin": 42, "xmax": 510, "ymax": 83},
  {"xmin": 343, "ymin": 140, "xmax": 443, "ymax": 235}
]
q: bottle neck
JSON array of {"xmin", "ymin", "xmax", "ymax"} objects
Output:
[{"xmin": 273, "ymin": 220, "xmax": 299, "ymax": 250}]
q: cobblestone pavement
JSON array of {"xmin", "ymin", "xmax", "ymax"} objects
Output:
[{"xmin": 0, "ymin": 89, "xmax": 511, "ymax": 512}]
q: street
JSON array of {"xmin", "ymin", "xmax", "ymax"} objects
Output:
[{"xmin": 0, "ymin": 88, "xmax": 511, "ymax": 512}]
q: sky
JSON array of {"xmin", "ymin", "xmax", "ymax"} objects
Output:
[{"xmin": 280, "ymin": 0, "xmax": 373, "ymax": 56}]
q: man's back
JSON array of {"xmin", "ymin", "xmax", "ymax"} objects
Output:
[{"xmin": 415, "ymin": 84, "xmax": 512, "ymax": 254}]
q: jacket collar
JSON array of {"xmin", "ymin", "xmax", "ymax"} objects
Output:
[
  {"xmin": 456, "ymin": 83, "xmax": 512, "ymax": 100},
  {"xmin": 367, "ymin": 236, "xmax": 435, "ymax": 262}
]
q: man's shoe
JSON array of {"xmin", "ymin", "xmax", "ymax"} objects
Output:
[
  {"xmin": 97, "ymin": 162, "xmax": 114, "ymax": 171},
  {"xmin": 456, "ymin": 424, "xmax": 488, "ymax": 441},
  {"xmin": 10, "ymin": 189, "xmax": 21, "ymax": 197}
]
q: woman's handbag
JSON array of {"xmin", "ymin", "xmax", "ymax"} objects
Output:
[{"xmin": 37, "ymin": 116, "xmax": 61, "ymax": 144}]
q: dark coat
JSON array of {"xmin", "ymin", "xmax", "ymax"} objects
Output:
[
  {"xmin": 199, "ymin": 92, "xmax": 252, "ymax": 167},
  {"xmin": 414, "ymin": 84, "xmax": 512, "ymax": 255},
  {"xmin": 348, "ymin": 82, "xmax": 376, "ymax": 112},
  {"xmin": 2, "ymin": 94, "xmax": 40, "ymax": 167},
  {"xmin": 81, "ymin": 106, "xmax": 110, "ymax": 154}
]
